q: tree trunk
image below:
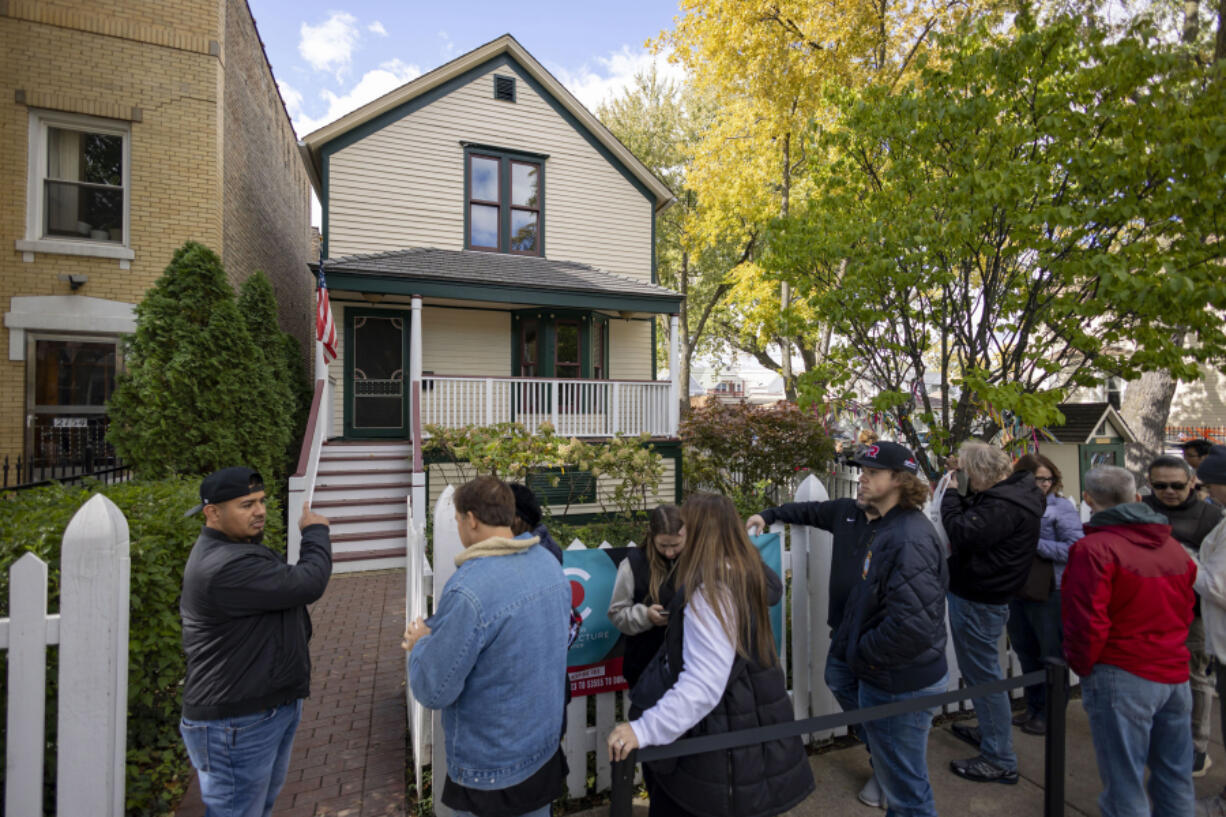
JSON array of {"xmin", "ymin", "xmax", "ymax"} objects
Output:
[
  {"xmin": 679, "ymin": 251, "xmax": 692, "ymax": 412},
  {"xmin": 1119, "ymin": 370, "xmax": 1178, "ymax": 479}
]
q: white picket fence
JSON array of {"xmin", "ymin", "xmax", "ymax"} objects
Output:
[
  {"xmin": 1, "ymin": 494, "xmax": 131, "ymax": 817},
  {"xmin": 404, "ymin": 466, "xmax": 1058, "ymax": 813}
]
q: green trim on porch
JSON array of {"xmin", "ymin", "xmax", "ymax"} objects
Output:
[{"xmin": 323, "ymin": 271, "xmax": 681, "ymax": 313}]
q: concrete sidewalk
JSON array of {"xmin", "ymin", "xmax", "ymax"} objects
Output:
[{"xmin": 575, "ymin": 698, "xmax": 1226, "ymax": 817}]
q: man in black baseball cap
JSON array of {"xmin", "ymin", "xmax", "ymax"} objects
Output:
[
  {"xmin": 849, "ymin": 440, "xmax": 922, "ymax": 473},
  {"xmin": 178, "ymin": 467, "xmax": 332, "ymax": 815}
]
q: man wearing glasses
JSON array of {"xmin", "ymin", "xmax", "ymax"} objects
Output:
[{"xmin": 1143, "ymin": 455, "xmax": 1224, "ymax": 777}]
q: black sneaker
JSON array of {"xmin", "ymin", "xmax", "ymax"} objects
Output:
[
  {"xmin": 950, "ymin": 756, "xmax": 1019, "ymax": 785},
  {"xmin": 1019, "ymin": 717, "xmax": 1046, "ymax": 736},
  {"xmin": 951, "ymin": 722, "xmax": 982, "ymax": 748}
]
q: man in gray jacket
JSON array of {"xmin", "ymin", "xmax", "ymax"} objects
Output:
[{"xmin": 179, "ymin": 467, "xmax": 331, "ymax": 817}]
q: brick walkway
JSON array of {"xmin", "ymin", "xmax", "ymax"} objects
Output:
[{"xmin": 175, "ymin": 570, "xmax": 408, "ymax": 817}]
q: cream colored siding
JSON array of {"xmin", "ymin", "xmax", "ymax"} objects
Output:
[
  {"xmin": 327, "ymin": 63, "xmax": 653, "ymax": 282},
  {"xmin": 1170, "ymin": 369, "xmax": 1226, "ymax": 429},
  {"xmin": 427, "ymin": 456, "xmax": 678, "ymax": 519},
  {"xmin": 328, "ymin": 302, "xmax": 346, "ymax": 435},
  {"xmin": 422, "ymin": 307, "xmax": 511, "ymax": 376},
  {"xmin": 609, "ymin": 319, "xmax": 653, "ymax": 380}
]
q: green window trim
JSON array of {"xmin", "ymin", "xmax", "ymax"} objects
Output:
[
  {"xmin": 464, "ymin": 144, "xmax": 545, "ymax": 256},
  {"xmin": 511, "ymin": 309, "xmax": 608, "ymax": 379}
]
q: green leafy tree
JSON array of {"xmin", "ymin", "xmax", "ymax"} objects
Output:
[
  {"xmin": 108, "ymin": 242, "xmax": 292, "ymax": 483},
  {"xmin": 764, "ymin": 10, "xmax": 1226, "ymax": 477}
]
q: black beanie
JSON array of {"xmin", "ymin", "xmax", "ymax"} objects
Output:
[
  {"xmin": 1197, "ymin": 445, "xmax": 1226, "ymax": 486},
  {"xmin": 508, "ymin": 482, "xmax": 542, "ymax": 528}
]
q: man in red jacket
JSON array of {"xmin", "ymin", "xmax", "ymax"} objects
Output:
[{"xmin": 1063, "ymin": 465, "xmax": 1197, "ymax": 817}]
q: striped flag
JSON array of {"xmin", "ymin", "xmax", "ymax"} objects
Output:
[{"xmin": 316, "ymin": 258, "xmax": 337, "ymax": 364}]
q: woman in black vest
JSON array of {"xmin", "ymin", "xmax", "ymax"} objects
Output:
[
  {"xmin": 607, "ymin": 493, "xmax": 814, "ymax": 817},
  {"xmin": 608, "ymin": 504, "xmax": 683, "ymax": 688}
]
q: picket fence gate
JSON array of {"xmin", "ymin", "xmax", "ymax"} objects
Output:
[
  {"xmin": 404, "ymin": 466, "xmax": 1059, "ymax": 814},
  {"xmin": 1, "ymin": 493, "xmax": 130, "ymax": 817}
]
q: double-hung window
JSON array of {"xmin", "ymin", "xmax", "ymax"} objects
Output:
[
  {"xmin": 465, "ymin": 147, "xmax": 543, "ymax": 255},
  {"xmin": 21, "ymin": 110, "xmax": 132, "ymax": 264}
]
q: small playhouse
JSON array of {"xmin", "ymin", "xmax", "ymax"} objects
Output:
[{"xmin": 1033, "ymin": 402, "xmax": 1138, "ymax": 496}]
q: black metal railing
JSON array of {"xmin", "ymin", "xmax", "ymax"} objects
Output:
[
  {"xmin": 612, "ymin": 659, "xmax": 1070, "ymax": 817},
  {"xmin": 2, "ymin": 450, "xmax": 131, "ymax": 492}
]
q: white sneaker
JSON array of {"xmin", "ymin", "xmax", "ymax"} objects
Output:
[
  {"xmin": 1196, "ymin": 794, "xmax": 1226, "ymax": 817},
  {"xmin": 858, "ymin": 774, "xmax": 887, "ymax": 809}
]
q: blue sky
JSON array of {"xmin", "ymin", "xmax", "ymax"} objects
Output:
[{"xmin": 249, "ymin": 0, "xmax": 686, "ymax": 139}]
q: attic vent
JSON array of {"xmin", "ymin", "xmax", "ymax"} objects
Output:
[{"xmin": 494, "ymin": 75, "xmax": 516, "ymax": 102}]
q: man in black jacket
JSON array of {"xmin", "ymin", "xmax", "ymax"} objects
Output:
[
  {"xmin": 1143, "ymin": 454, "xmax": 1224, "ymax": 776},
  {"xmin": 748, "ymin": 490, "xmax": 885, "ymax": 807},
  {"xmin": 942, "ymin": 442, "xmax": 1043, "ymax": 785},
  {"xmin": 831, "ymin": 441, "xmax": 948, "ymax": 817},
  {"xmin": 179, "ymin": 467, "xmax": 332, "ymax": 817}
]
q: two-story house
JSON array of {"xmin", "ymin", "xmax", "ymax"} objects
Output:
[
  {"xmin": 291, "ymin": 34, "xmax": 683, "ymax": 571},
  {"xmin": 1, "ymin": 0, "xmax": 312, "ymax": 483}
]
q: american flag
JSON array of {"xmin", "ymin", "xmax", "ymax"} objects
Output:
[{"xmin": 316, "ymin": 258, "xmax": 337, "ymax": 365}]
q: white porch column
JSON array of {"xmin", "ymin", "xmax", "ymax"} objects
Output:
[
  {"xmin": 409, "ymin": 296, "xmax": 427, "ymax": 529},
  {"xmin": 314, "ymin": 339, "xmax": 326, "ymax": 382},
  {"xmin": 668, "ymin": 313, "xmax": 680, "ymax": 437}
]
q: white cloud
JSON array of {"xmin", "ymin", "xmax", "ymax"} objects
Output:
[
  {"xmin": 438, "ymin": 30, "xmax": 456, "ymax": 60},
  {"xmin": 285, "ymin": 59, "xmax": 423, "ymax": 138},
  {"xmin": 368, "ymin": 20, "xmax": 387, "ymax": 37},
  {"xmin": 298, "ymin": 12, "xmax": 361, "ymax": 79},
  {"xmin": 551, "ymin": 46, "xmax": 687, "ymax": 113}
]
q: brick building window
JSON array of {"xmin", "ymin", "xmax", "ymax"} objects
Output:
[{"xmin": 24, "ymin": 111, "xmax": 131, "ymax": 251}]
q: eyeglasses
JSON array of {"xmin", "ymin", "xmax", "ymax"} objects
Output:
[
  {"xmin": 1034, "ymin": 476, "xmax": 1054, "ymax": 484},
  {"xmin": 1151, "ymin": 482, "xmax": 1188, "ymax": 491}
]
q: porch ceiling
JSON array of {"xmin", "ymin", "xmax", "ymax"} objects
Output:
[{"xmin": 312, "ymin": 247, "xmax": 682, "ymax": 314}]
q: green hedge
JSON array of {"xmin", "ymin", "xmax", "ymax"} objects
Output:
[{"xmin": 0, "ymin": 478, "xmax": 284, "ymax": 816}]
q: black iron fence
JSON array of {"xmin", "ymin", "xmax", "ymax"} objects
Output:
[
  {"xmin": 612, "ymin": 659, "xmax": 1070, "ymax": 817},
  {"xmin": 2, "ymin": 451, "xmax": 130, "ymax": 492}
]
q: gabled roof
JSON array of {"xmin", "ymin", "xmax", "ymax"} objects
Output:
[
  {"xmin": 298, "ymin": 34, "xmax": 674, "ymax": 210},
  {"xmin": 315, "ymin": 247, "xmax": 682, "ymax": 314},
  {"xmin": 1048, "ymin": 402, "xmax": 1138, "ymax": 444}
]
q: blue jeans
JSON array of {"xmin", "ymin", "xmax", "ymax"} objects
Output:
[
  {"xmin": 859, "ymin": 674, "xmax": 947, "ymax": 817},
  {"xmin": 948, "ymin": 593, "xmax": 1016, "ymax": 771},
  {"xmin": 1007, "ymin": 591, "xmax": 1063, "ymax": 717},
  {"xmin": 1081, "ymin": 664, "xmax": 1193, "ymax": 817},
  {"xmin": 825, "ymin": 653, "xmax": 863, "ymax": 741},
  {"xmin": 180, "ymin": 699, "xmax": 303, "ymax": 817}
]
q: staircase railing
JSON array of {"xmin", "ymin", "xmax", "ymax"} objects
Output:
[{"xmin": 288, "ymin": 368, "xmax": 332, "ymax": 564}]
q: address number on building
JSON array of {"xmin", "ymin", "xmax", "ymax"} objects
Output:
[{"xmin": 52, "ymin": 417, "xmax": 89, "ymax": 428}]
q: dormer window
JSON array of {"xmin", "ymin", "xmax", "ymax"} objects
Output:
[{"xmin": 464, "ymin": 145, "xmax": 544, "ymax": 256}]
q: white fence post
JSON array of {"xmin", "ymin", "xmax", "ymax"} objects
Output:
[
  {"xmin": 5, "ymin": 553, "xmax": 55, "ymax": 816},
  {"xmin": 429, "ymin": 487, "xmax": 463, "ymax": 817},
  {"xmin": 56, "ymin": 493, "xmax": 130, "ymax": 817}
]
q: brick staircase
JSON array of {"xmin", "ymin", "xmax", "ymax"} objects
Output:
[{"xmin": 310, "ymin": 440, "xmax": 413, "ymax": 573}]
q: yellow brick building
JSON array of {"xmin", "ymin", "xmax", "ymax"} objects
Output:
[{"xmin": 1, "ymin": 0, "xmax": 311, "ymax": 478}]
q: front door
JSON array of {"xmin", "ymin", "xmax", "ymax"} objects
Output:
[
  {"xmin": 344, "ymin": 308, "xmax": 410, "ymax": 438},
  {"xmin": 25, "ymin": 334, "xmax": 121, "ymax": 476}
]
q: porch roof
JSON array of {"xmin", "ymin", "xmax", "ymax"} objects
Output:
[{"xmin": 313, "ymin": 247, "xmax": 683, "ymax": 313}]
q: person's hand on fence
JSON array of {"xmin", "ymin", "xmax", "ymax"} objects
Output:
[
  {"xmin": 746, "ymin": 514, "xmax": 766, "ymax": 535},
  {"xmin": 647, "ymin": 604, "xmax": 669, "ymax": 627},
  {"xmin": 300, "ymin": 503, "xmax": 330, "ymax": 530},
  {"xmin": 401, "ymin": 616, "xmax": 430, "ymax": 652},
  {"xmin": 607, "ymin": 722, "xmax": 639, "ymax": 762}
]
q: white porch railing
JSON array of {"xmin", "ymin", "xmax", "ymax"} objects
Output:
[{"xmin": 419, "ymin": 376, "xmax": 674, "ymax": 438}]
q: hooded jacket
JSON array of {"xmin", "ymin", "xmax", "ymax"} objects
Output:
[
  {"xmin": 942, "ymin": 470, "xmax": 1045, "ymax": 603},
  {"xmin": 1061, "ymin": 502, "xmax": 1196, "ymax": 683},
  {"xmin": 830, "ymin": 505, "xmax": 949, "ymax": 693}
]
